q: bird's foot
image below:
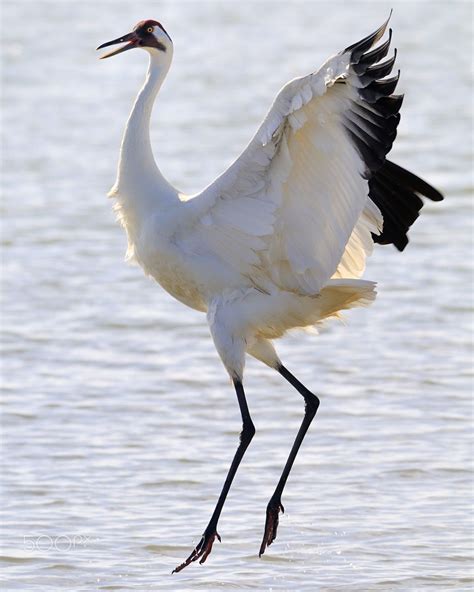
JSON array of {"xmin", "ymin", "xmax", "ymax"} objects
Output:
[
  {"xmin": 172, "ymin": 528, "xmax": 221, "ymax": 573},
  {"xmin": 259, "ymin": 498, "xmax": 284, "ymax": 557}
]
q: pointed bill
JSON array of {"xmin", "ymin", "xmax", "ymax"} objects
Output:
[{"xmin": 96, "ymin": 32, "xmax": 138, "ymax": 59}]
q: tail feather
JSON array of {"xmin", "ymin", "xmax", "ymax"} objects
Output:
[{"xmin": 317, "ymin": 279, "xmax": 377, "ymax": 321}]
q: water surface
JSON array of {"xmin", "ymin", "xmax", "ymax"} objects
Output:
[{"xmin": 2, "ymin": 1, "xmax": 473, "ymax": 590}]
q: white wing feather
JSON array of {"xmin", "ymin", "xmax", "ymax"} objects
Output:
[
  {"xmin": 180, "ymin": 21, "xmax": 395, "ymax": 294},
  {"xmin": 333, "ymin": 198, "xmax": 383, "ymax": 279}
]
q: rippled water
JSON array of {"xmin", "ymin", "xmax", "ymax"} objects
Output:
[{"xmin": 2, "ymin": 1, "xmax": 473, "ymax": 590}]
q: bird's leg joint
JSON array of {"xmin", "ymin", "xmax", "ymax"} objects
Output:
[
  {"xmin": 239, "ymin": 418, "xmax": 256, "ymax": 446},
  {"xmin": 277, "ymin": 363, "xmax": 320, "ymax": 415},
  {"xmin": 233, "ymin": 379, "xmax": 256, "ymax": 446},
  {"xmin": 304, "ymin": 392, "xmax": 320, "ymax": 417}
]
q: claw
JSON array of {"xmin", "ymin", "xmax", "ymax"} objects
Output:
[
  {"xmin": 259, "ymin": 500, "xmax": 284, "ymax": 557},
  {"xmin": 172, "ymin": 530, "xmax": 221, "ymax": 573}
]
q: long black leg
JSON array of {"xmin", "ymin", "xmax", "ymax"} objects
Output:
[
  {"xmin": 173, "ymin": 379, "xmax": 255, "ymax": 573},
  {"xmin": 259, "ymin": 364, "xmax": 320, "ymax": 557}
]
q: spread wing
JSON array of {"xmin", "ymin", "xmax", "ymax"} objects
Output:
[{"xmin": 182, "ymin": 17, "xmax": 403, "ymax": 294}]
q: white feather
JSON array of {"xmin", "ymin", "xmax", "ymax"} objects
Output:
[{"xmin": 108, "ymin": 22, "xmax": 393, "ymax": 379}]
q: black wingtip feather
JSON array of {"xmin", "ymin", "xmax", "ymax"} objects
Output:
[
  {"xmin": 341, "ymin": 21, "xmax": 402, "ymax": 177},
  {"xmin": 370, "ymin": 160, "xmax": 444, "ymax": 251},
  {"xmin": 346, "ymin": 128, "xmax": 386, "ymax": 174},
  {"xmin": 339, "ymin": 16, "xmax": 443, "ymax": 251},
  {"xmin": 373, "ymin": 94, "xmax": 404, "ymax": 116},
  {"xmin": 353, "ymin": 29, "xmax": 392, "ymax": 71},
  {"xmin": 383, "ymin": 161, "xmax": 444, "ymax": 202},
  {"xmin": 360, "ymin": 71, "xmax": 400, "ymax": 103},
  {"xmin": 343, "ymin": 12, "xmax": 392, "ymax": 61},
  {"xmin": 365, "ymin": 49, "xmax": 397, "ymax": 79}
]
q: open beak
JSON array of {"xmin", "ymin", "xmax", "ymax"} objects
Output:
[{"xmin": 96, "ymin": 31, "xmax": 139, "ymax": 59}]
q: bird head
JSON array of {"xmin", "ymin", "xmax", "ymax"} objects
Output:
[{"xmin": 97, "ymin": 20, "xmax": 172, "ymax": 59}]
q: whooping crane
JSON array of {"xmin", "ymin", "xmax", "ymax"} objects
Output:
[{"xmin": 97, "ymin": 15, "xmax": 443, "ymax": 572}]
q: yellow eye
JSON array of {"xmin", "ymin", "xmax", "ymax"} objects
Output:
[{"xmin": 147, "ymin": 27, "xmax": 154, "ymax": 33}]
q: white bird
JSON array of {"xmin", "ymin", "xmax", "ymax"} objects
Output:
[{"xmin": 97, "ymin": 15, "xmax": 443, "ymax": 572}]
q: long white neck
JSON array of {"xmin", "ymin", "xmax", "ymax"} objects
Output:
[{"xmin": 114, "ymin": 51, "xmax": 175, "ymax": 202}]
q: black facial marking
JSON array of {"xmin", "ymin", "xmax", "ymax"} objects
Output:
[
  {"xmin": 140, "ymin": 35, "xmax": 167, "ymax": 52},
  {"xmin": 133, "ymin": 19, "xmax": 171, "ymax": 51}
]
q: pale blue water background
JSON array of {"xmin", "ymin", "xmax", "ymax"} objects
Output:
[{"xmin": 1, "ymin": 1, "xmax": 473, "ymax": 590}]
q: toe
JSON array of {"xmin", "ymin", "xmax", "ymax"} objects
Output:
[
  {"xmin": 259, "ymin": 501, "xmax": 284, "ymax": 557},
  {"xmin": 172, "ymin": 530, "xmax": 220, "ymax": 573}
]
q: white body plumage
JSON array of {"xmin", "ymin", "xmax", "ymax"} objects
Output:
[{"xmin": 107, "ymin": 23, "xmax": 387, "ymax": 379}]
